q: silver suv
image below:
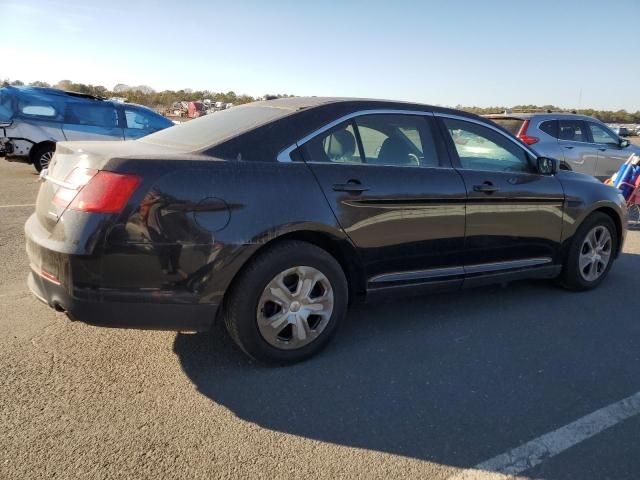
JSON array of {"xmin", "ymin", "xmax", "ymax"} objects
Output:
[
  {"xmin": 0, "ymin": 86, "xmax": 173, "ymax": 172},
  {"xmin": 485, "ymin": 112, "xmax": 640, "ymax": 180}
]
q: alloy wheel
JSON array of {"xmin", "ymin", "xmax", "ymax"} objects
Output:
[
  {"xmin": 578, "ymin": 225, "xmax": 612, "ymax": 282},
  {"xmin": 257, "ymin": 266, "xmax": 334, "ymax": 350},
  {"xmin": 40, "ymin": 151, "xmax": 54, "ymax": 169}
]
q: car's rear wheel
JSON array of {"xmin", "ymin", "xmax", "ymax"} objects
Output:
[
  {"xmin": 32, "ymin": 144, "xmax": 55, "ymax": 173},
  {"xmin": 560, "ymin": 212, "xmax": 617, "ymax": 291},
  {"xmin": 222, "ymin": 240, "xmax": 348, "ymax": 364}
]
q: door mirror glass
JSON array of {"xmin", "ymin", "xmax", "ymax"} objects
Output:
[
  {"xmin": 620, "ymin": 139, "xmax": 630, "ymax": 148},
  {"xmin": 537, "ymin": 156, "xmax": 558, "ymax": 175}
]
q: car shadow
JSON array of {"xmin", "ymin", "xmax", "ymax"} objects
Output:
[{"xmin": 173, "ymin": 252, "xmax": 640, "ymax": 469}]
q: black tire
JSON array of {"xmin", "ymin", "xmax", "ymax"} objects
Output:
[
  {"xmin": 31, "ymin": 144, "xmax": 55, "ymax": 173},
  {"xmin": 560, "ymin": 212, "xmax": 617, "ymax": 291},
  {"xmin": 222, "ymin": 240, "xmax": 348, "ymax": 364}
]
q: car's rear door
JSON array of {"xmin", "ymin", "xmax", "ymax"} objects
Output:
[
  {"xmin": 298, "ymin": 112, "xmax": 467, "ymax": 290},
  {"xmin": 586, "ymin": 121, "xmax": 632, "ymax": 180},
  {"xmin": 62, "ymin": 101, "xmax": 124, "ymax": 141},
  {"xmin": 557, "ymin": 119, "xmax": 598, "ymax": 176},
  {"xmin": 437, "ymin": 114, "xmax": 564, "ymax": 275}
]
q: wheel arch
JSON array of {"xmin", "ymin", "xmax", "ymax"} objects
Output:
[
  {"xmin": 592, "ymin": 206, "xmax": 624, "ymax": 257},
  {"xmin": 216, "ymin": 228, "xmax": 366, "ymax": 325}
]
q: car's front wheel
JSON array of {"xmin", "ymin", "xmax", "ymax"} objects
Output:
[
  {"xmin": 222, "ymin": 240, "xmax": 348, "ymax": 364},
  {"xmin": 560, "ymin": 212, "xmax": 617, "ymax": 291}
]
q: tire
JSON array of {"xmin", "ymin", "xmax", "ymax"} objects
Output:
[
  {"xmin": 32, "ymin": 144, "xmax": 55, "ymax": 173},
  {"xmin": 629, "ymin": 204, "xmax": 640, "ymax": 229},
  {"xmin": 560, "ymin": 212, "xmax": 617, "ymax": 291},
  {"xmin": 222, "ymin": 240, "xmax": 348, "ymax": 364}
]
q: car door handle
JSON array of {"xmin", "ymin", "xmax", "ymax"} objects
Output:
[
  {"xmin": 332, "ymin": 181, "xmax": 369, "ymax": 194},
  {"xmin": 598, "ymin": 148, "xmax": 607, "ymax": 152},
  {"xmin": 473, "ymin": 182, "xmax": 499, "ymax": 194},
  {"xmin": 564, "ymin": 146, "xmax": 574, "ymax": 150}
]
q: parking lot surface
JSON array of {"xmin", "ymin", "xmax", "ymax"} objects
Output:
[{"xmin": 0, "ymin": 159, "xmax": 639, "ymax": 479}]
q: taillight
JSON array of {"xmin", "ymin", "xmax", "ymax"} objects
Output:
[
  {"xmin": 516, "ymin": 120, "xmax": 540, "ymax": 145},
  {"xmin": 69, "ymin": 171, "xmax": 141, "ymax": 213},
  {"xmin": 517, "ymin": 120, "xmax": 539, "ymax": 145},
  {"xmin": 52, "ymin": 168, "xmax": 141, "ymax": 214}
]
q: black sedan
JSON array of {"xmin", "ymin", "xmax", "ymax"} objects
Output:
[{"xmin": 26, "ymin": 97, "xmax": 627, "ymax": 363}]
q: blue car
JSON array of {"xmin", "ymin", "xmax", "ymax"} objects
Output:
[{"xmin": 0, "ymin": 86, "xmax": 173, "ymax": 171}]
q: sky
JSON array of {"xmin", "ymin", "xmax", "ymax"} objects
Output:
[{"xmin": 3, "ymin": 0, "xmax": 640, "ymax": 111}]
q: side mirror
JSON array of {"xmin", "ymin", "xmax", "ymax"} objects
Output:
[
  {"xmin": 537, "ymin": 156, "xmax": 559, "ymax": 175},
  {"xmin": 620, "ymin": 139, "xmax": 630, "ymax": 148}
]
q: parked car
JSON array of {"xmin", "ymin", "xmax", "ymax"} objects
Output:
[
  {"xmin": 612, "ymin": 126, "xmax": 631, "ymax": 137},
  {"xmin": 0, "ymin": 86, "xmax": 173, "ymax": 171},
  {"xmin": 26, "ymin": 98, "xmax": 627, "ymax": 363},
  {"xmin": 485, "ymin": 113, "xmax": 640, "ymax": 180}
]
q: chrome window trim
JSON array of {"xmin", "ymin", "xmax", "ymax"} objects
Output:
[{"xmin": 276, "ymin": 109, "xmax": 435, "ymax": 163}]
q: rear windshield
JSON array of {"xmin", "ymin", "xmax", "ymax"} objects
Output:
[
  {"xmin": 139, "ymin": 104, "xmax": 292, "ymax": 150},
  {"xmin": 489, "ymin": 118, "xmax": 525, "ymax": 135}
]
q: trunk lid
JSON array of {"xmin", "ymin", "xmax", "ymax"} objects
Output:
[{"xmin": 35, "ymin": 140, "xmax": 182, "ymax": 231}]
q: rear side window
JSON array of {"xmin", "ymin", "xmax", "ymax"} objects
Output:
[
  {"xmin": 303, "ymin": 122, "xmax": 362, "ymax": 164},
  {"xmin": 64, "ymin": 102, "xmax": 118, "ymax": 128},
  {"xmin": 490, "ymin": 118, "xmax": 524, "ymax": 136},
  {"xmin": 558, "ymin": 120, "xmax": 586, "ymax": 142},
  {"xmin": 301, "ymin": 114, "xmax": 440, "ymax": 168},
  {"xmin": 539, "ymin": 120, "xmax": 559, "ymax": 138},
  {"xmin": 21, "ymin": 105, "xmax": 56, "ymax": 117}
]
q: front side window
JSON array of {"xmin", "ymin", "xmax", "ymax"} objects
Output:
[
  {"xmin": 588, "ymin": 122, "xmax": 619, "ymax": 145},
  {"xmin": 64, "ymin": 102, "xmax": 118, "ymax": 128},
  {"xmin": 301, "ymin": 114, "xmax": 439, "ymax": 167},
  {"xmin": 125, "ymin": 108, "xmax": 170, "ymax": 131},
  {"xmin": 443, "ymin": 118, "xmax": 533, "ymax": 173},
  {"xmin": 558, "ymin": 120, "xmax": 586, "ymax": 142}
]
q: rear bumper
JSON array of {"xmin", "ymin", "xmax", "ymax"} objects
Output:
[
  {"xmin": 25, "ymin": 212, "xmax": 219, "ymax": 331},
  {"xmin": 27, "ymin": 271, "xmax": 218, "ymax": 331},
  {"xmin": 28, "ymin": 270, "xmax": 218, "ymax": 331}
]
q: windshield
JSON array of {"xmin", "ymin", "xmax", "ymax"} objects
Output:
[{"xmin": 139, "ymin": 104, "xmax": 293, "ymax": 150}]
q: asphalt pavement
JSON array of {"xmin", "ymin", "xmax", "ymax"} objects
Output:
[{"xmin": 0, "ymin": 159, "xmax": 639, "ymax": 479}]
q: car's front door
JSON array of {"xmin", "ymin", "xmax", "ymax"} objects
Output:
[
  {"xmin": 122, "ymin": 106, "xmax": 169, "ymax": 140},
  {"xmin": 587, "ymin": 121, "xmax": 633, "ymax": 180},
  {"xmin": 299, "ymin": 112, "xmax": 467, "ymax": 289},
  {"xmin": 437, "ymin": 115, "xmax": 565, "ymax": 273},
  {"xmin": 557, "ymin": 119, "xmax": 598, "ymax": 176},
  {"xmin": 62, "ymin": 102, "xmax": 124, "ymax": 141}
]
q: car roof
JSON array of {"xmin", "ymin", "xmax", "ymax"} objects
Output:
[
  {"xmin": 5, "ymin": 85, "xmax": 107, "ymax": 102},
  {"xmin": 247, "ymin": 96, "xmax": 481, "ymax": 118},
  {"xmin": 484, "ymin": 112, "xmax": 599, "ymax": 122}
]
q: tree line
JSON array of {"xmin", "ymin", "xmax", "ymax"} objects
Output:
[
  {"xmin": 458, "ymin": 104, "xmax": 640, "ymax": 124},
  {"xmin": 1, "ymin": 79, "xmax": 292, "ymax": 112},
  {"xmin": 2, "ymin": 79, "xmax": 639, "ymax": 123}
]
